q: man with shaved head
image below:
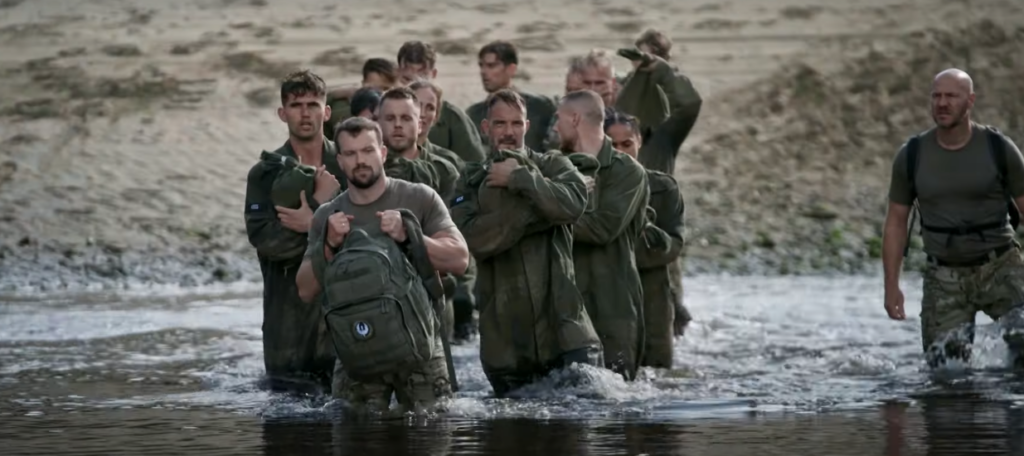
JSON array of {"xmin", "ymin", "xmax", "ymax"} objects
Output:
[
  {"xmin": 557, "ymin": 89, "xmax": 650, "ymax": 381},
  {"xmin": 882, "ymin": 68, "xmax": 1024, "ymax": 370}
]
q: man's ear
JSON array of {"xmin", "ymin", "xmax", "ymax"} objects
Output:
[{"xmin": 481, "ymin": 119, "xmax": 491, "ymax": 136}]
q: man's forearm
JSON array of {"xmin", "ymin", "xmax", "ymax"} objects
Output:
[
  {"xmin": 423, "ymin": 235, "xmax": 470, "ymax": 275},
  {"xmin": 882, "ymin": 218, "xmax": 908, "ymax": 290},
  {"xmin": 296, "ymin": 259, "xmax": 322, "ymax": 303}
]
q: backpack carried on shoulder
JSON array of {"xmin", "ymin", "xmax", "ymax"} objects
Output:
[
  {"xmin": 903, "ymin": 126, "xmax": 1020, "ymax": 257},
  {"xmin": 318, "ymin": 224, "xmax": 439, "ymax": 380}
]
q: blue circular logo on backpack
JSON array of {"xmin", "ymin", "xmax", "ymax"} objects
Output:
[{"xmin": 354, "ymin": 321, "xmax": 372, "ymax": 339}]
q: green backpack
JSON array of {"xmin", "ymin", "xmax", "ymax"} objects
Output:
[
  {"xmin": 319, "ymin": 226, "xmax": 438, "ymax": 380},
  {"xmin": 261, "ymin": 150, "xmax": 317, "ymax": 209}
]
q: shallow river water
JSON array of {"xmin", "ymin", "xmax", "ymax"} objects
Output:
[{"xmin": 3, "ymin": 275, "xmax": 1024, "ymax": 455}]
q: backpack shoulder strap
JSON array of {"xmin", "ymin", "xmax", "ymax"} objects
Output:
[
  {"xmin": 985, "ymin": 127, "xmax": 1020, "ymax": 230},
  {"xmin": 906, "ymin": 135, "xmax": 921, "ymax": 201},
  {"xmin": 396, "ymin": 209, "xmax": 444, "ymax": 302},
  {"xmin": 986, "ymin": 127, "xmax": 1008, "ymax": 188}
]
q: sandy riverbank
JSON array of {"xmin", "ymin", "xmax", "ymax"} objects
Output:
[{"xmin": 1, "ymin": 0, "xmax": 1022, "ymax": 291}]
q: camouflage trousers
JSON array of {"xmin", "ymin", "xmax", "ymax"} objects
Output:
[
  {"xmin": 331, "ymin": 346, "xmax": 452, "ymax": 413},
  {"xmin": 920, "ymin": 244, "xmax": 1024, "ymax": 367}
]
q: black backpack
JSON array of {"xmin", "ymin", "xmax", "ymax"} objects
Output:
[{"xmin": 903, "ymin": 127, "xmax": 1020, "ymax": 257}]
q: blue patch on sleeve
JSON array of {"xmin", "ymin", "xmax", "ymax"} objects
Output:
[{"xmin": 451, "ymin": 195, "xmax": 465, "ymax": 206}]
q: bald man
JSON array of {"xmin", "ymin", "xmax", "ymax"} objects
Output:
[
  {"xmin": 556, "ymin": 90, "xmax": 650, "ymax": 381},
  {"xmin": 882, "ymin": 68, "xmax": 1024, "ymax": 369}
]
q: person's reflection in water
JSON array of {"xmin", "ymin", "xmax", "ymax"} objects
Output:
[
  {"xmin": 620, "ymin": 421, "xmax": 684, "ymax": 455},
  {"xmin": 262, "ymin": 419, "xmax": 333, "ymax": 456},
  {"xmin": 260, "ymin": 413, "xmax": 453, "ymax": 456},
  {"xmin": 476, "ymin": 419, "xmax": 590, "ymax": 455},
  {"xmin": 882, "ymin": 401, "xmax": 909, "ymax": 456},
  {"xmin": 329, "ymin": 415, "xmax": 453, "ymax": 456},
  {"xmin": 920, "ymin": 394, "xmax": 1022, "ymax": 456}
]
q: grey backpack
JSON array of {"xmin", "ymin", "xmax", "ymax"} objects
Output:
[{"xmin": 319, "ymin": 225, "xmax": 438, "ymax": 380}]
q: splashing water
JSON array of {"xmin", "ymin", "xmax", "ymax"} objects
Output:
[{"xmin": 3, "ymin": 275, "xmax": 1024, "ymax": 454}]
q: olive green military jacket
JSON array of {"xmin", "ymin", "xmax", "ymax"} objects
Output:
[
  {"xmin": 243, "ymin": 137, "xmax": 346, "ymax": 388},
  {"xmin": 451, "ymin": 148, "xmax": 601, "ymax": 376},
  {"xmin": 428, "ymin": 100, "xmax": 486, "ymax": 163},
  {"xmin": 634, "ymin": 170, "xmax": 685, "ymax": 367},
  {"xmin": 635, "ymin": 170, "xmax": 685, "ymax": 270},
  {"xmin": 616, "ymin": 60, "xmax": 703, "ymax": 175},
  {"xmin": 568, "ymin": 139, "xmax": 650, "ymax": 381}
]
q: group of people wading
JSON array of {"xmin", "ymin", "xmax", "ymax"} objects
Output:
[{"xmin": 244, "ymin": 30, "xmax": 700, "ymax": 413}]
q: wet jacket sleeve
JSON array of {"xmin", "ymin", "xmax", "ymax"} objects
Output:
[
  {"xmin": 635, "ymin": 189, "xmax": 685, "ymax": 269},
  {"xmin": 438, "ymin": 103, "xmax": 486, "ymax": 163},
  {"xmin": 573, "ymin": 159, "xmax": 650, "ymax": 245},
  {"xmin": 450, "ymin": 165, "xmax": 539, "ymax": 261},
  {"xmin": 637, "ymin": 61, "xmax": 703, "ymax": 174},
  {"xmin": 244, "ymin": 162, "xmax": 308, "ymax": 261},
  {"xmin": 506, "ymin": 153, "xmax": 588, "ymax": 225}
]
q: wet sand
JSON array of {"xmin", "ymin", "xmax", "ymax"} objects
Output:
[{"xmin": 2, "ymin": 0, "xmax": 1023, "ymax": 290}]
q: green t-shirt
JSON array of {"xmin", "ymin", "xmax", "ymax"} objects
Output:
[
  {"xmin": 888, "ymin": 123, "xmax": 1024, "ymax": 261},
  {"xmin": 306, "ymin": 177, "xmax": 455, "ymax": 259}
]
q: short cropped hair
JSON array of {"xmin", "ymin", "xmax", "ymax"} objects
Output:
[
  {"xmin": 397, "ymin": 41, "xmax": 437, "ymax": 69},
  {"xmin": 380, "ymin": 86, "xmax": 419, "ymax": 104},
  {"xmin": 479, "ymin": 40, "xmax": 518, "ymax": 66},
  {"xmin": 485, "ymin": 89, "xmax": 526, "ymax": 118},
  {"xmin": 561, "ymin": 90, "xmax": 605, "ymax": 125},
  {"xmin": 280, "ymin": 69, "xmax": 326, "ymax": 105},
  {"xmin": 334, "ymin": 116, "xmax": 383, "ymax": 146},
  {"xmin": 361, "ymin": 58, "xmax": 397, "ymax": 83}
]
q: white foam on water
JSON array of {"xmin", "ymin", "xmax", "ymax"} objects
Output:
[{"xmin": 2, "ymin": 275, "xmax": 1020, "ymax": 421}]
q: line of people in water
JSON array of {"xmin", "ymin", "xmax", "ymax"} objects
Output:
[
  {"xmin": 241, "ymin": 18, "xmax": 1024, "ymax": 417},
  {"xmin": 244, "ymin": 29, "xmax": 703, "ymax": 413}
]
